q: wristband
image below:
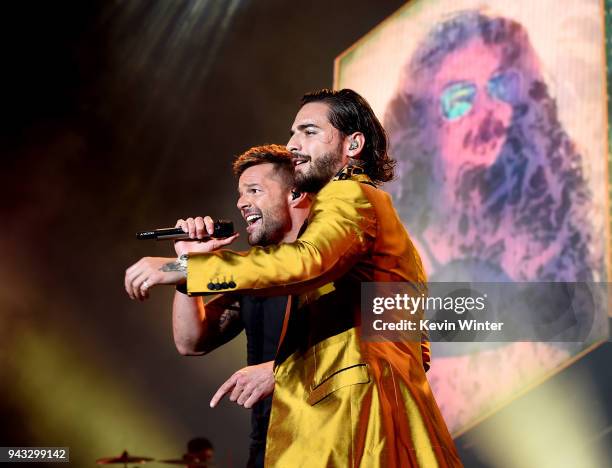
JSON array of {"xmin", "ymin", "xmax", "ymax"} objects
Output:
[{"xmin": 175, "ymin": 254, "xmax": 189, "ymax": 294}]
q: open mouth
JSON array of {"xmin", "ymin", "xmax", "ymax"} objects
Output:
[
  {"xmin": 292, "ymin": 155, "xmax": 311, "ymax": 166},
  {"xmin": 245, "ymin": 213, "xmax": 262, "ymax": 233}
]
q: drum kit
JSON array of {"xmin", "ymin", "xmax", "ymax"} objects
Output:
[{"xmin": 95, "ymin": 450, "xmax": 213, "ymax": 467}]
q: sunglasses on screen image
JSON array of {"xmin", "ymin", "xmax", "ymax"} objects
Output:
[{"xmin": 439, "ymin": 70, "xmax": 521, "ymax": 121}]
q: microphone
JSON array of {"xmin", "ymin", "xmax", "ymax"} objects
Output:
[{"xmin": 137, "ymin": 219, "xmax": 235, "ymax": 241}]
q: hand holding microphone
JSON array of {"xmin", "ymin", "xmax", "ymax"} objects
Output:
[
  {"xmin": 126, "ymin": 216, "xmax": 238, "ymax": 302},
  {"xmin": 172, "ymin": 216, "xmax": 239, "ymax": 256},
  {"xmin": 136, "ymin": 216, "xmax": 238, "ymax": 254},
  {"xmin": 137, "ymin": 218, "xmax": 235, "ymax": 241}
]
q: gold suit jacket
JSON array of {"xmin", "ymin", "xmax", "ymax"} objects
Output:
[{"xmin": 188, "ymin": 169, "xmax": 462, "ymax": 467}]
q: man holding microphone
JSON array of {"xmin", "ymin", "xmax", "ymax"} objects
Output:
[{"xmin": 126, "ymin": 89, "xmax": 461, "ymax": 467}]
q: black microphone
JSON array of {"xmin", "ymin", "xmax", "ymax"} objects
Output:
[{"xmin": 137, "ymin": 219, "xmax": 235, "ymax": 241}]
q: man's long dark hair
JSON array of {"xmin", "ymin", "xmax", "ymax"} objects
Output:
[{"xmin": 301, "ymin": 88, "xmax": 395, "ymax": 185}]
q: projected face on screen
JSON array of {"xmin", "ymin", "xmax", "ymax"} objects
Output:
[{"xmin": 384, "ymin": 11, "xmax": 602, "ymax": 285}]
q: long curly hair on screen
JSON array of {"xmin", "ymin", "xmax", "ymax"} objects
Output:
[{"xmin": 384, "ymin": 11, "xmax": 602, "ymax": 281}]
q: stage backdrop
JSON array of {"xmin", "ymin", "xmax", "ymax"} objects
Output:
[{"xmin": 335, "ymin": 0, "xmax": 610, "ymax": 435}]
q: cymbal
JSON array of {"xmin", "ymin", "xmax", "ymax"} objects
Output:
[
  {"xmin": 96, "ymin": 450, "xmax": 153, "ymax": 464},
  {"xmin": 159, "ymin": 458, "xmax": 211, "ymax": 466}
]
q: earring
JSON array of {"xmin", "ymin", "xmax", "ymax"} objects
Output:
[{"xmin": 349, "ymin": 140, "xmax": 358, "ymax": 150}]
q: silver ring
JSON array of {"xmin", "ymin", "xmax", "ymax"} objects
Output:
[{"xmin": 142, "ymin": 280, "xmax": 150, "ymax": 290}]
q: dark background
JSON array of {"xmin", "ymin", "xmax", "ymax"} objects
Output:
[{"xmin": 0, "ymin": 1, "xmax": 610, "ymax": 466}]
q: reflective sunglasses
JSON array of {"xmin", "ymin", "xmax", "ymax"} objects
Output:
[{"xmin": 439, "ymin": 70, "xmax": 521, "ymax": 121}]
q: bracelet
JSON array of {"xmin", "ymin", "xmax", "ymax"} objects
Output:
[
  {"xmin": 175, "ymin": 254, "xmax": 189, "ymax": 294},
  {"xmin": 177, "ymin": 253, "xmax": 188, "ymax": 270}
]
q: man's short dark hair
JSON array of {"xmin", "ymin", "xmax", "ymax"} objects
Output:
[
  {"xmin": 300, "ymin": 88, "xmax": 395, "ymax": 185},
  {"xmin": 233, "ymin": 144, "xmax": 294, "ymax": 187}
]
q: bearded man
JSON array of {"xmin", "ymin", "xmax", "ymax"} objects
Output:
[{"xmin": 126, "ymin": 89, "xmax": 462, "ymax": 467}]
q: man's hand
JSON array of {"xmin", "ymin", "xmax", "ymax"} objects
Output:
[
  {"xmin": 210, "ymin": 361, "xmax": 275, "ymax": 409},
  {"xmin": 174, "ymin": 216, "xmax": 239, "ymax": 257},
  {"xmin": 125, "ymin": 257, "xmax": 186, "ymax": 301}
]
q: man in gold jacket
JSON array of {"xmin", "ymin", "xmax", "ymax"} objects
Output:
[{"xmin": 125, "ymin": 89, "xmax": 462, "ymax": 467}]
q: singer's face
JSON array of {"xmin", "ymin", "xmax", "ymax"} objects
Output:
[
  {"xmin": 237, "ymin": 163, "xmax": 292, "ymax": 246},
  {"xmin": 287, "ymin": 102, "xmax": 347, "ymax": 193}
]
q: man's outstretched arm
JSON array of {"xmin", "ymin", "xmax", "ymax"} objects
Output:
[
  {"xmin": 188, "ymin": 180, "xmax": 376, "ymax": 295},
  {"xmin": 125, "ymin": 182, "xmax": 376, "ymax": 298},
  {"xmin": 125, "ymin": 215, "xmax": 238, "ymax": 301}
]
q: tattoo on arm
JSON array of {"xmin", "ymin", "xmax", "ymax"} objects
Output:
[
  {"xmin": 160, "ymin": 261, "xmax": 187, "ymax": 275},
  {"xmin": 219, "ymin": 308, "xmax": 240, "ymax": 333}
]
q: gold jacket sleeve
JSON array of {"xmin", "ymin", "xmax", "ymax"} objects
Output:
[{"xmin": 187, "ymin": 180, "xmax": 376, "ymax": 295}]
